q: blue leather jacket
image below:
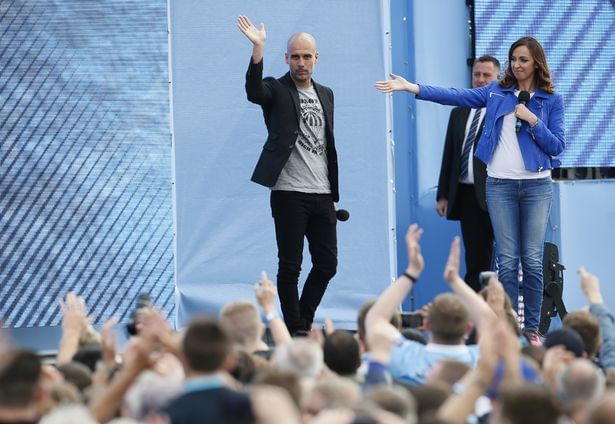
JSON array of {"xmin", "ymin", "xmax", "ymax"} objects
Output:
[{"xmin": 417, "ymin": 81, "xmax": 565, "ymax": 171}]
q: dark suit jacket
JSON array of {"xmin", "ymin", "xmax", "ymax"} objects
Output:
[
  {"xmin": 245, "ymin": 59, "xmax": 339, "ymax": 202},
  {"xmin": 162, "ymin": 387, "xmax": 253, "ymax": 424},
  {"xmin": 437, "ymin": 107, "xmax": 487, "ymax": 220}
]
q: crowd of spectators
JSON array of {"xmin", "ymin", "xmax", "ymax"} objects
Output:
[{"xmin": 1, "ymin": 224, "xmax": 615, "ymax": 423}]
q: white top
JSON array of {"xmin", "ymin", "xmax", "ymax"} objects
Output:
[{"xmin": 487, "ymin": 91, "xmax": 551, "ymax": 179}]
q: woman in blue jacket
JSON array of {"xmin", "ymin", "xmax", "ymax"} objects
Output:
[{"xmin": 376, "ymin": 37, "xmax": 565, "ymax": 345}]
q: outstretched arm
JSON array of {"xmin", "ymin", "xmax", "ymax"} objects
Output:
[
  {"xmin": 375, "ymin": 73, "xmax": 420, "ymax": 95},
  {"xmin": 365, "ymin": 224, "xmax": 424, "ymax": 362},
  {"xmin": 237, "ymin": 15, "xmax": 266, "ymax": 64}
]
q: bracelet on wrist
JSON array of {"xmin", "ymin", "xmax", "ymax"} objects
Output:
[
  {"xmin": 265, "ymin": 311, "xmax": 279, "ymax": 323},
  {"xmin": 403, "ymin": 272, "xmax": 417, "ymax": 283}
]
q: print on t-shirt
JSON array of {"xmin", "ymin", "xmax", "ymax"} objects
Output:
[{"xmin": 298, "ymin": 95, "xmax": 325, "ymax": 156}]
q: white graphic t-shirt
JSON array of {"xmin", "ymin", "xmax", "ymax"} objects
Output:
[{"xmin": 272, "ymin": 86, "xmax": 330, "ymax": 193}]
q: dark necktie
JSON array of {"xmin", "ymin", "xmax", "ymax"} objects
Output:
[{"xmin": 459, "ymin": 109, "xmax": 481, "ymax": 181}]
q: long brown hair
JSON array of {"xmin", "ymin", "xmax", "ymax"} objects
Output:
[{"xmin": 500, "ymin": 36, "xmax": 555, "ymax": 94}]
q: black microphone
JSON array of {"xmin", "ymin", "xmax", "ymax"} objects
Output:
[
  {"xmin": 516, "ymin": 90, "xmax": 531, "ymax": 134},
  {"xmin": 336, "ymin": 209, "xmax": 350, "ymax": 222}
]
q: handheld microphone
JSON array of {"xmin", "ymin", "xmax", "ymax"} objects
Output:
[
  {"xmin": 336, "ymin": 209, "xmax": 350, "ymax": 222},
  {"xmin": 516, "ymin": 90, "xmax": 531, "ymax": 134}
]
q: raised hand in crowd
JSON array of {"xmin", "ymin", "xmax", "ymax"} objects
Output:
[
  {"xmin": 138, "ymin": 306, "xmax": 181, "ymax": 358},
  {"xmin": 365, "ymin": 224, "xmax": 424, "ymax": 360},
  {"xmin": 90, "ymin": 335, "xmax": 161, "ymax": 423},
  {"xmin": 306, "ymin": 318, "xmax": 337, "ymax": 351},
  {"xmin": 438, "ymin": 316, "xmax": 520, "ymax": 423},
  {"xmin": 405, "ymin": 223, "xmax": 425, "ymax": 279},
  {"xmin": 255, "ymin": 271, "xmax": 291, "ymax": 345},
  {"xmin": 443, "ymin": 237, "xmax": 497, "ymax": 331},
  {"xmin": 577, "ymin": 266, "xmax": 615, "ymax": 370},
  {"xmin": 485, "ymin": 276, "xmax": 507, "ymax": 318},
  {"xmin": 578, "ymin": 266, "xmax": 604, "ymax": 305},
  {"xmin": 542, "ymin": 345, "xmax": 576, "ymax": 385},
  {"xmin": 57, "ymin": 292, "xmax": 91, "ymax": 364},
  {"xmin": 100, "ymin": 316, "xmax": 118, "ymax": 368}
]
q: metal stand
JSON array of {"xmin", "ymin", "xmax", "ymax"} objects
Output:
[{"xmin": 539, "ymin": 242, "xmax": 567, "ymax": 335}]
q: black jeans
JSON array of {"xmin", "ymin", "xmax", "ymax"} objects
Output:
[
  {"xmin": 457, "ymin": 183, "xmax": 494, "ymax": 292},
  {"xmin": 270, "ymin": 191, "xmax": 337, "ymax": 333}
]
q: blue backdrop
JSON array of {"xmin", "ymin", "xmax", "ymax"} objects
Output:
[{"xmin": 170, "ymin": 0, "xmax": 396, "ymax": 328}]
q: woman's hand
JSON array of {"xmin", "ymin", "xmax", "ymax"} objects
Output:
[
  {"xmin": 514, "ymin": 104, "xmax": 538, "ymax": 127},
  {"xmin": 375, "ymin": 73, "xmax": 419, "ymax": 94}
]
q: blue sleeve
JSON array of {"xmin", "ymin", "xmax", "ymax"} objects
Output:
[
  {"xmin": 527, "ymin": 93, "xmax": 566, "ymax": 156},
  {"xmin": 363, "ymin": 360, "xmax": 391, "ymax": 390},
  {"xmin": 589, "ymin": 303, "xmax": 615, "ymax": 370},
  {"xmin": 416, "ymin": 83, "xmax": 490, "ymax": 109}
]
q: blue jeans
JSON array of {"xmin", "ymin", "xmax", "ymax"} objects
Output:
[{"xmin": 486, "ymin": 177, "xmax": 553, "ymax": 331}]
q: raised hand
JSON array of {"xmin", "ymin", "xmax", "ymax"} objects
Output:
[
  {"xmin": 255, "ymin": 271, "xmax": 277, "ymax": 314},
  {"xmin": 60, "ymin": 292, "xmax": 89, "ymax": 335},
  {"xmin": 57, "ymin": 292, "xmax": 91, "ymax": 364},
  {"xmin": 485, "ymin": 277, "xmax": 506, "ymax": 316},
  {"xmin": 237, "ymin": 15, "xmax": 266, "ymax": 47},
  {"xmin": 375, "ymin": 73, "xmax": 419, "ymax": 94},
  {"xmin": 578, "ymin": 266, "xmax": 603, "ymax": 304},
  {"xmin": 405, "ymin": 224, "xmax": 425, "ymax": 278},
  {"xmin": 101, "ymin": 316, "xmax": 118, "ymax": 367},
  {"xmin": 443, "ymin": 237, "xmax": 463, "ymax": 285}
]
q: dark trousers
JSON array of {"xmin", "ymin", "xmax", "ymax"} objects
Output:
[
  {"xmin": 457, "ymin": 183, "xmax": 494, "ymax": 292},
  {"xmin": 270, "ymin": 191, "xmax": 337, "ymax": 333}
]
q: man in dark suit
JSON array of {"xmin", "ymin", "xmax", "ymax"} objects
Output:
[
  {"xmin": 436, "ymin": 55, "xmax": 500, "ymax": 292},
  {"xmin": 237, "ymin": 16, "xmax": 338, "ymax": 335}
]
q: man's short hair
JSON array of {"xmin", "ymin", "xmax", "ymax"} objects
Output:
[
  {"xmin": 428, "ymin": 293, "xmax": 469, "ymax": 343},
  {"xmin": 0, "ymin": 350, "xmax": 41, "ymax": 408},
  {"xmin": 563, "ymin": 311, "xmax": 601, "ymax": 358},
  {"xmin": 499, "ymin": 384, "xmax": 561, "ymax": 424},
  {"xmin": 557, "ymin": 359, "xmax": 605, "ymax": 412},
  {"xmin": 364, "ymin": 385, "xmax": 416, "ymax": 421},
  {"xmin": 220, "ymin": 300, "xmax": 262, "ymax": 349},
  {"xmin": 271, "ymin": 339, "xmax": 323, "ymax": 378},
  {"xmin": 406, "ymin": 381, "xmax": 451, "ymax": 420},
  {"xmin": 323, "ymin": 330, "xmax": 360, "ymax": 376},
  {"xmin": 182, "ymin": 316, "xmax": 230, "ymax": 373},
  {"xmin": 474, "ymin": 54, "xmax": 501, "ymax": 70},
  {"xmin": 357, "ymin": 299, "xmax": 401, "ymax": 344},
  {"xmin": 253, "ymin": 370, "xmax": 302, "ymax": 409}
]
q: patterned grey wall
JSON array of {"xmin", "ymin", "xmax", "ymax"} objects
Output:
[{"xmin": 0, "ymin": 0, "xmax": 174, "ymax": 327}]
